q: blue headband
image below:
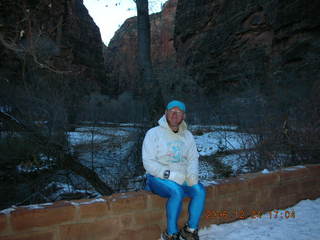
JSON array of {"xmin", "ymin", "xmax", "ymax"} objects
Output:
[{"xmin": 166, "ymin": 100, "xmax": 186, "ymax": 112}]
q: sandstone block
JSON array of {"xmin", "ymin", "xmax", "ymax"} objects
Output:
[
  {"xmin": 0, "ymin": 232, "xmax": 54, "ymax": 240},
  {"xmin": 59, "ymin": 217, "xmax": 119, "ymax": 240},
  {"xmin": 11, "ymin": 201, "xmax": 76, "ymax": 231}
]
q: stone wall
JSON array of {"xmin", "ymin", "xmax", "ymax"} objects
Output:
[{"xmin": 0, "ymin": 164, "xmax": 319, "ymax": 240}]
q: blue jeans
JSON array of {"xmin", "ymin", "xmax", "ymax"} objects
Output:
[{"xmin": 146, "ymin": 174, "xmax": 206, "ymax": 235}]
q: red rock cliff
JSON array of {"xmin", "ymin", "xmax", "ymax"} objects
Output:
[
  {"xmin": 174, "ymin": 0, "xmax": 320, "ymax": 96},
  {"xmin": 0, "ymin": 0, "xmax": 105, "ymax": 88}
]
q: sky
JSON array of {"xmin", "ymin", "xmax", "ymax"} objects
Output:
[{"xmin": 83, "ymin": 0, "xmax": 168, "ymax": 45}]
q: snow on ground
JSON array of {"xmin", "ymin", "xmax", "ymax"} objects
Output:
[
  {"xmin": 194, "ymin": 131, "xmax": 255, "ymax": 156},
  {"xmin": 67, "ymin": 125, "xmax": 139, "ymax": 191},
  {"xmin": 199, "ymin": 198, "xmax": 320, "ymax": 240},
  {"xmin": 45, "ymin": 182, "xmax": 99, "ymax": 201},
  {"xmin": 16, "ymin": 154, "xmax": 55, "ymax": 173},
  {"xmin": 68, "ymin": 125, "xmax": 137, "ymax": 167},
  {"xmin": 68, "ymin": 131, "xmax": 110, "ymax": 145},
  {"xmin": 189, "ymin": 125, "xmax": 238, "ymax": 131},
  {"xmin": 79, "ymin": 121, "xmax": 143, "ymax": 127},
  {"xmin": 261, "ymin": 169, "xmax": 270, "ymax": 174},
  {"xmin": 16, "ymin": 163, "xmax": 51, "ymax": 173},
  {"xmin": 199, "ymin": 161, "xmax": 217, "ymax": 186},
  {"xmin": 219, "ymin": 153, "xmax": 253, "ymax": 174},
  {"xmin": 67, "ymin": 126, "xmax": 133, "ymax": 146}
]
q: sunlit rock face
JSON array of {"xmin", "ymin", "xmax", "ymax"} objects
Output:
[
  {"xmin": 104, "ymin": 0, "xmax": 178, "ymax": 95},
  {"xmin": 152, "ymin": 0, "xmax": 178, "ymax": 63},
  {"xmin": 174, "ymin": 0, "xmax": 320, "ymax": 96},
  {"xmin": 0, "ymin": 0, "xmax": 105, "ymax": 87}
]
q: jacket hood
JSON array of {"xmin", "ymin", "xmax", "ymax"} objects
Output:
[{"xmin": 158, "ymin": 114, "xmax": 187, "ymax": 133}]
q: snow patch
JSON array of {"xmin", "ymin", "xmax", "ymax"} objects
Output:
[
  {"xmin": 190, "ymin": 125, "xmax": 238, "ymax": 131},
  {"xmin": 202, "ymin": 180, "xmax": 219, "ymax": 186},
  {"xmin": 80, "ymin": 198, "xmax": 106, "ymax": 205},
  {"xmin": 194, "ymin": 131, "xmax": 255, "ymax": 156},
  {"xmin": 283, "ymin": 165, "xmax": 306, "ymax": 171},
  {"xmin": 219, "ymin": 153, "xmax": 252, "ymax": 174},
  {"xmin": 0, "ymin": 207, "xmax": 17, "ymax": 215},
  {"xmin": 199, "ymin": 198, "xmax": 320, "ymax": 240},
  {"xmin": 24, "ymin": 204, "xmax": 44, "ymax": 210},
  {"xmin": 199, "ymin": 161, "xmax": 216, "ymax": 186},
  {"xmin": 71, "ymin": 198, "xmax": 106, "ymax": 206}
]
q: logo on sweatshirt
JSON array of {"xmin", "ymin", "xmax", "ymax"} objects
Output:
[{"xmin": 166, "ymin": 141, "xmax": 185, "ymax": 163}]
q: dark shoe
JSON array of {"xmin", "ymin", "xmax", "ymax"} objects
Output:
[
  {"xmin": 161, "ymin": 231, "xmax": 180, "ymax": 240},
  {"xmin": 180, "ymin": 224, "xmax": 199, "ymax": 240}
]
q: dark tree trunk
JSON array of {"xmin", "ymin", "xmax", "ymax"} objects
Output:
[
  {"xmin": 59, "ymin": 155, "xmax": 114, "ymax": 195},
  {"xmin": 136, "ymin": 0, "xmax": 152, "ymax": 82},
  {"xmin": 135, "ymin": 0, "xmax": 164, "ymax": 122}
]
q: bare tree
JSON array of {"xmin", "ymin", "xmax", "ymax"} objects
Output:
[{"xmin": 133, "ymin": 0, "xmax": 164, "ymax": 122}]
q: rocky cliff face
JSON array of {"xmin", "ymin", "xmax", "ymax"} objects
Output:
[
  {"xmin": 104, "ymin": 0, "xmax": 320, "ymax": 121},
  {"xmin": 174, "ymin": 0, "xmax": 320, "ymax": 98},
  {"xmin": 104, "ymin": 0, "xmax": 178, "ymax": 95},
  {"xmin": 0, "ymin": 0, "xmax": 105, "ymax": 88},
  {"xmin": 104, "ymin": 16, "xmax": 138, "ymax": 95}
]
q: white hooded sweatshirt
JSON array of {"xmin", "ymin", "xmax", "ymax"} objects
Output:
[{"xmin": 142, "ymin": 115, "xmax": 199, "ymax": 186}]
